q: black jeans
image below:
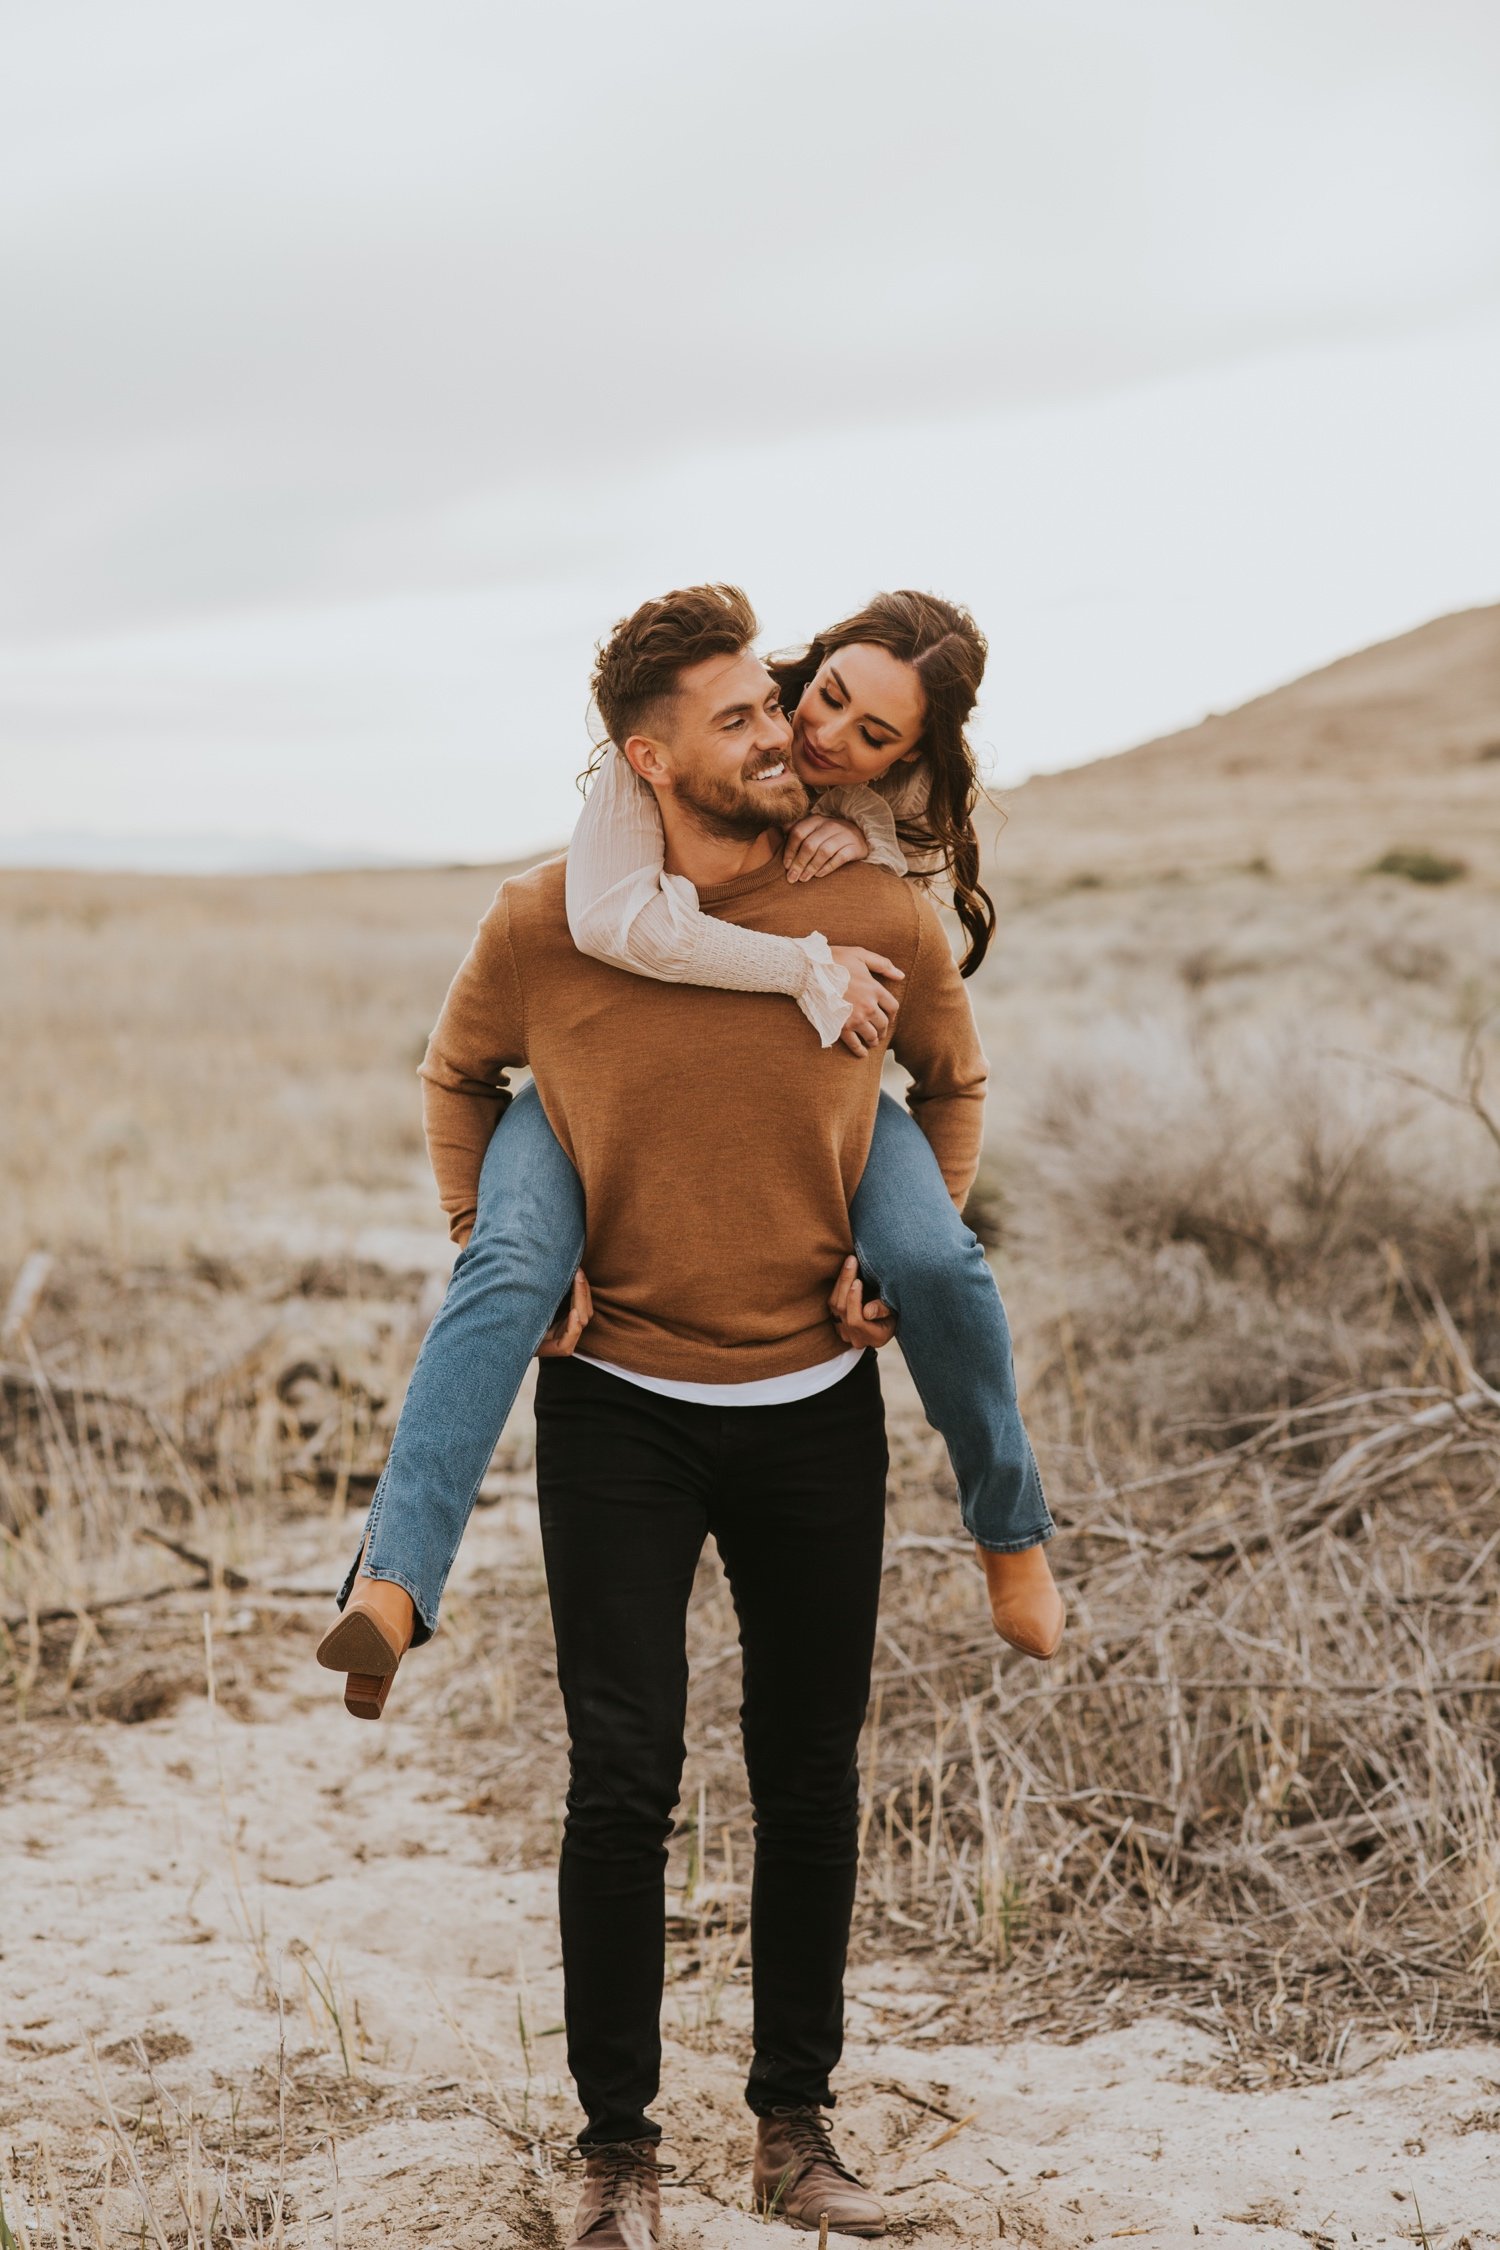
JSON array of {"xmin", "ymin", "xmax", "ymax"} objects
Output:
[{"xmin": 534, "ymin": 1350, "xmax": 889, "ymax": 2148}]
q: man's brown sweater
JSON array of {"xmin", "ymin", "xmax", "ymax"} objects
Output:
[{"xmin": 420, "ymin": 847, "xmax": 988, "ymax": 1385}]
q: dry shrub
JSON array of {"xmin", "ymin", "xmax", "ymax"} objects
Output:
[
  {"xmin": 851, "ymin": 1015, "xmax": 1500, "ymax": 2073},
  {"xmin": 849, "ymin": 1361, "xmax": 1500, "ymax": 2080},
  {"xmin": 1014, "ymin": 1020, "xmax": 1499, "ymax": 1442},
  {"xmin": 0, "ymin": 1255, "xmax": 424, "ymax": 1723}
]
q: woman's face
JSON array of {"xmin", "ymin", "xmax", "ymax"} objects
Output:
[{"xmin": 790, "ymin": 642, "xmax": 926, "ymax": 789}]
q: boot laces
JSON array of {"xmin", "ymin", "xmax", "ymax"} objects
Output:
[
  {"xmin": 588, "ymin": 2140, "xmax": 669, "ymax": 2214},
  {"xmin": 772, "ymin": 2107, "xmax": 858, "ymax": 2184}
]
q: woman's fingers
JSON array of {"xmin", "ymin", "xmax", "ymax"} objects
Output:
[
  {"xmin": 845, "ymin": 1004, "xmax": 888, "ymax": 1050},
  {"xmin": 797, "ymin": 840, "xmax": 860, "ymax": 882},
  {"xmin": 784, "ymin": 815, "xmax": 871, "ymax": 882},
  {"xmin": 850, "ymin": 995, "xmax": 894, "ymax": 1038},
  {"xmin": 852, "ymin": 951, "xmax": 904, "ymax": 985},
  {"xmin": 829, "ymin": 945, "xmax": 905, "ymax": 1058},
  {"xmin": 847, "ymin": 971, "xmax": 900, "ymax": 1020},
  {"xmin": 847, "ymin": 971, "xmax": 901, "ymax": 1024},
  {"xmin": 839, "ymin": 1000, "xmax": 887, "ymax": 1055},
  {"xmin": 784, "ymin": 815, "xmax": 829, "ymax": 881}
]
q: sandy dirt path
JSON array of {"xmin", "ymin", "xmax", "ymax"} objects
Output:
[{"xmin": 4, "ymin": 1498, "xmax": 1498, "ymax": 2250}]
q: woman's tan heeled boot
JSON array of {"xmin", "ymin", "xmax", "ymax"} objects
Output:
[
  {"xmin": 978, "ymin": 1542, "xmax": 1065, "ymax": 1659},
  {"xmin": 316, "ymin": 1566, "xmax": 415, "ymax": 1720}
]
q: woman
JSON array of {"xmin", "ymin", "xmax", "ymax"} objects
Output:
[{"xmin": 319, "ymin": 590, "xmax": 1062, "ymax": 1717}]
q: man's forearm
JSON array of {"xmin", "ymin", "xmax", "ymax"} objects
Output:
[
  {"xmin": 417, "ymin": 884, "xmax": 528, "ymax": 1244},
  {"xmin": 905, "ymin": 1085, "xmax": 986, "ymax": 1209},
  {"xmin": 420, "ymin": 1067, "xmax": 508, "ymax": 1246},
  {"xmin": 892, "ymin": 894, "xmax": 990, "ymax": 1208}
]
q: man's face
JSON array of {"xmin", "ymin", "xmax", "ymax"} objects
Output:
[{"xmin": 644, "ymin": 649, "xmax": 808, "ymax": 838}]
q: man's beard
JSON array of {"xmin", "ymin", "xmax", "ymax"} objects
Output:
[{"xmin": 675, "ymin": 753, "xmax": 811, "ymax": 842}]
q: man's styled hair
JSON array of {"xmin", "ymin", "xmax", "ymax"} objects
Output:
[{"xmin": 591, "ymin": 583, "xmax": 759, "ymax": 751}]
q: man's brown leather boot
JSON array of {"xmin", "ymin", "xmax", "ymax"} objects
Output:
[
  {"xmin": 569, "ymin": 2138, "xmax": 664, "ymax": 2248},
  {"xmin": 753, "ymin": 2109, "xmax": 886, "ymax": 2236}
]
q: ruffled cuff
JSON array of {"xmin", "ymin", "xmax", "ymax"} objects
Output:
[
  {"xmin": 813, "ymin": 783, "xmax": 908, "ymax": 877},
  {"xmin": 790, "ymin": 930, "xmax": 853, "ymax": 1047}
]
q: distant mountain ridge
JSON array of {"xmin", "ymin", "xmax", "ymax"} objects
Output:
[
  {"xmin": 0, "ymin": 831, "xmax": 424, "ymax": 876},
  {"xmin": 7, "ymin": 608, "xmax": 1498, "ymax": 887},
  {"xmin": 1004, "ymin": 604, "xmax": 1500, "ymax": 884}
]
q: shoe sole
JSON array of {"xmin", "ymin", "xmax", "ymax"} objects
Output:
[
  {"xmin": 316, "ymin": 1607, "xmax": 403, "ymax": 1675},
  {"xmin": 752, "ymin": 2191, "xmax": 885, "ymax": 2236}
]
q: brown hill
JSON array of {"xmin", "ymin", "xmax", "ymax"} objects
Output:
[{"xmin": 999, "ymin": 604, "xmax": 1500, "ymax": 886}]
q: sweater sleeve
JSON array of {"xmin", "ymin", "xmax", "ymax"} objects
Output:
[
  {"xmin": 888, "ymin": 893, "xmax": 989, "ymax": 1208},
  {"xmin": 565, "ymin": 749, "xmax": 854, "ymax": 1047},
  {"xmin": 810, "ymin": 782, "xmax": 909, "ymax": 877},
  {"xmin": 418, "ymin": 886, "xmax": 530, "ymax": 1245}
]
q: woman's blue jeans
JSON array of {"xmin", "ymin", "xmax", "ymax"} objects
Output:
[{"xmin": 343, "ymin": 1084, "xmax": 1051, "ymax": 1645}]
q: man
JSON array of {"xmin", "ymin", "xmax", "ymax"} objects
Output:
[{"xmin": 421, "ymin": 585, "xmax": 988, "ymax": 2245}]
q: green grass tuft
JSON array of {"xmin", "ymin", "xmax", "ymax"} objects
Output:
[{"xmin": 1365, "ymin": 846, "xmax": 1468, "ymax": 884}]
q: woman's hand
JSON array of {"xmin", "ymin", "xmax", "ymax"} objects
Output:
[
  {"xmin": 537, "ymin": 1269, "xmax": 593, "ymax": 1357},
  {"xmin": 829, "ymin": 1257, "xmax": 897, "ymax": 1349},
  {"xmin": 784, "ymin": 814, "xmax": 871, "ymax": 883},
  {"xmin": 830, "ymin": 946, "xmax": 903, "ymax": 1056}
]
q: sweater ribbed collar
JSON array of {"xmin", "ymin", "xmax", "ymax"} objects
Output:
[{"xmin": 692, "ymin": 843, "xmax": 789, "ymax": 908}]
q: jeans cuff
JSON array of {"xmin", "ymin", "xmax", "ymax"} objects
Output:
[
  {"xmin": 969, "ymin": 1521, "xmax": 1055, "ymax": 1554},
  {"xmin": 351, "ymin": 1553, "xmax": 438, "ymax": 1646},
  {"xmin": 745, "ymin": 2082, "xmax": 837, "ymax": 2116}
]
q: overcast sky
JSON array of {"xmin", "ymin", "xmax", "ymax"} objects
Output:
[{"xmin": 4, "ymin": 0, "xmax": 1500, "ymax": 866}]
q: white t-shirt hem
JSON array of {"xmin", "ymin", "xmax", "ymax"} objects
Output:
[{"xmin": 572, "ymin": 1345, "xmax": 866, "ymax": 1408}]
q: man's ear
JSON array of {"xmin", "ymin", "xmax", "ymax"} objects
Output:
[{"xmin": 622, "ymin": 733, "xmax": 673, "ymax": 789}]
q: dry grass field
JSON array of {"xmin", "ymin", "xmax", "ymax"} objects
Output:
[{"xmin": 3, "ymin": 607, "xmax": 1500, "ymax": 2246}]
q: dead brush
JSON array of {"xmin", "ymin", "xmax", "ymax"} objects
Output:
[
  {"xmin": 0, "ymin": 1256, "xmax": 422, "ymax": 1727},
  {"xmin": 1014, "ymin": 1019, "xmax": 1500, "ymax": 1445},
  {"xmin": 832, "ymin": 1023, "xmax": 1500, "ymax": 2078},
  {"xmin": 6, "ymin": 1014, "xmax": 1500, "ymax": 2100},
  {"xmin": 843, "ymin": 1341, "xmax": 1500, "ymax": 2080}
]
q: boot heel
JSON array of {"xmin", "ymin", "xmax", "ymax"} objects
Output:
[
  {"xmin": 318, "ymin": 1535, "xmax": 415, "ymax": 1718},
  {"xmin": 345, "ymin": 1671, "xmax": 394, "ymax": 1721}
]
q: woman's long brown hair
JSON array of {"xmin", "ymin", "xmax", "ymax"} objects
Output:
[{"xmin": 771, "ymin": 590, "xmax": 996, "ymax": 976}]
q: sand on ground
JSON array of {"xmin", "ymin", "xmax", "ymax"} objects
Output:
[{"xmin": 4, "ymin": 1480, "xmax": 1496, "ymax": 2250}]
